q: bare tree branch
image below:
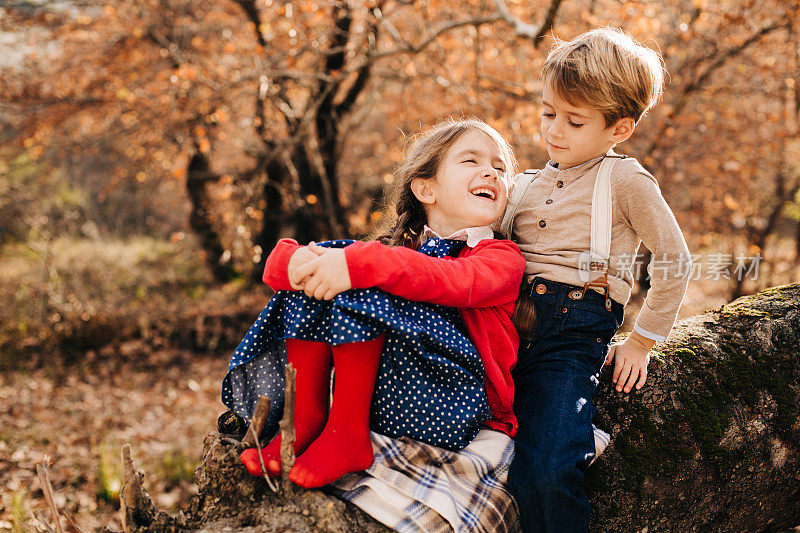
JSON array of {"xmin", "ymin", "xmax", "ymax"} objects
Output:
[
  {"xmin": 343, "ymin": 1, "xmax": 562, "ymax": 73},
  {"xmin": 231, "ymin": 0, "xmax": 267, "ymax": 49},
  {"xmin": 336, "ymin": 5, "xmax": 383, "ymax": 116},
  {"xmin": 279, "ymin": 363, "xmax": 297, "ymax": 493},
  {"xmin": 144, "ymin": 26, "xmax": 223, "ymax": 91},
  {"xmin": 644, "ymin": 20, "xmax": 790, "ymax": 159},
  {"xmin": 673, "ymin": 21, "xmax": 788, "ymax": 117},
  {"xmin": 493, "ymin": 0, "xmax": 539, "ymax": 38},
  {"xmin": 0, "ymin": 97, "xmax": 104, "ymax": 112},
  {"xmin": 533, "ymin": 0, "xmax": 564, "ymax": 45},
  {"xmin": 240, "ymin": 396, "xmax": 271, "ymax": 448},
  {"xmin": 493, "ymin": 0, "xmax": 562, "ymax": 45},
  {"xmin": 306, "ymin": 130, "xmax": 344, "ymax": 238},
  {"xmin": 366, "ymin": 14, "xmax": 501, "ymax": 61},
  {"xmin": 256, "ymin": 70, "xmax": 336, "ymax": 82},
  {"xmin": 476, "ymin": 74, "xmax": 540, "ymax": 100}
]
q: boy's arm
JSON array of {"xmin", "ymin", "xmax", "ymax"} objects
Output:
[
  {"xmin": 343, "ymin": 239, "xmax": 526, "ymax": 308},
  {"xmin": 617, "ymin": 171, "xmax": 692, "ymax": 342},
  {"xmin": 606, "ymin": 170, "xmax": 691, "ymax": 392}
]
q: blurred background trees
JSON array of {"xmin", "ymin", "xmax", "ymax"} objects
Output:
[
  {"xmin": 3, "ymin": 1, "xmax": 800, "ymax": 528},
  {"xmin": 2, "ymin": 0, "xmax": 800, "ymax": 348}
]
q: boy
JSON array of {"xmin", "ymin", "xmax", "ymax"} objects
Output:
[{"xmin": 502, "ymin": 28, "xmax": 691, "ymax": 532}]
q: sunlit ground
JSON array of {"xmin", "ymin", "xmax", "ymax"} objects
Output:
[{"xmin": 0, "ymin": 353, "xmax": 227, "ymax": 531}]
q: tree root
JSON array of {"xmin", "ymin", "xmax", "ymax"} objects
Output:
[{"xmin": 120, "ymin": 444, "xmax": 184, "ymax": 531}]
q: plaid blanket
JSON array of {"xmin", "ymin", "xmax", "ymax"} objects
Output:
[{"xmin": 331, "ymin": 429, "xmax": 521, "ymax": 533}]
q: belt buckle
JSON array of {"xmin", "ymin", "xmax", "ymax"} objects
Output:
[{"xmin": 582, "ymin": 268, "xmax": 612, "ymax": 311}]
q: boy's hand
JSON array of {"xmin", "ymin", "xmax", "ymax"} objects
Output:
[
  {"xmin": 294, "ymin": 243, "xmax": 352, "ymax": 300},
  {"xmin": 287, "ymin": 243, "xmax": 324, "ymax": 290},
  {"xmin": 604, "ymin": 331, "xmax": 655, "ymax": 393}
]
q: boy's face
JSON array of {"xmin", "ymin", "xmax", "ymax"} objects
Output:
[{"xmin": 540, "ymin": 82, "xmax": 633, "ymax": 169}]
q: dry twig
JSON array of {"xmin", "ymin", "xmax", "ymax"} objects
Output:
[
  {"xmin": 35, "ymin": 458, "xmax": 64, "ymax": 533},
  {"xmin": 241, "ymin": 395, "xmax": 272, "ymax": 448},
  {"xmin": 64, "ymin": 513, "xmax": 85, "ymax": 533},
  {"xmin": 32, "ymin": 512, "xmax": 57, "ymax": 533},
  {"xmin": 280, "ymin": 363, "xmax": 298, "ymax": 492},
  {"xmin": 248, "ymin": 415, "xmax": 279, "ymax": 493}
]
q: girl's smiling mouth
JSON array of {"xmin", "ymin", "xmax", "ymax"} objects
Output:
[{"xmin": 469, "ymin": 186, "xmax": 498, "ymax": 201}]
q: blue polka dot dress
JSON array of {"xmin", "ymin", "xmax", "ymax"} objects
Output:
[{"xmin": 221, "ymin": 238, "xmax": 489, "ymax": 451}]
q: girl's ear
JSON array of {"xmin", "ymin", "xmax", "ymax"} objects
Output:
[
  {"xmin": 611, "ymin": 117, "xmax": 636, "ymax": 144},
  {"xmin": 410, "ymin": 178, "xmax": 436, "ymax": 205}
]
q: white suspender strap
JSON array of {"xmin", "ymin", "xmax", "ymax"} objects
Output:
[
  {"xmin": 499, "ymin": 170, "xmax": 538, "ymax": 238},
  {"xmin": 590, "ymin": 155, "xmax": 617, "ymax": 267},
  {"xmin": 579, "ymin": 154, "xmax": 619, "ymax": 309}
]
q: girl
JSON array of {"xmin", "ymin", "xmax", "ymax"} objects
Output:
[{"xmin": 222, "ymin": 118, "xmax": 527, "ymax": 492}]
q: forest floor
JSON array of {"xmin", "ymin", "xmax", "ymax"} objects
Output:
[{"xmin": 0, "ymin": 349, "xmax": 228, "ymax": 532}]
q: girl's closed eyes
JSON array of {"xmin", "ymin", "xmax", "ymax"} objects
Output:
[{"xmin": 462, "ymin": 158, "xmax": 507, "ymax": 173}]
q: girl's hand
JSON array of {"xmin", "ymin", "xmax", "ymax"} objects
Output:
[
  {"xmin": 604, "ymin": 331, "xmax": 655, "ymax": 393},
  {"xmin": 295, "ymin": 244, "xmax": 352, "ymax": 300},
  {"xmin": 287, "ymin": 243, "xmax": 324, "ymax": 290}
]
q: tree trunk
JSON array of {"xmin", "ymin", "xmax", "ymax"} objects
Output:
[
  {"xmin": 795, "ymin": 219, "xmax": 800, "ymax": 257},
  {"xmin": 251, "ymin": 145, "xmax": 345, "ymax": 282},
  {"xmin": 587, "ymin": 283, "xmax": 800, "ymax": 531},
  {"xmin": 187, "ymin": 151, "xmax": 238, "ymax": 283},
  {"xmin": 120, "ymin": 284, "xmax": 800, "ymax": 532}
]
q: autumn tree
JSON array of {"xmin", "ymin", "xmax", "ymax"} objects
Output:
[
  {"xmin": 624, "ymin": 3, "xmax": 800, "ymax": 298},
  {"xmin": 3, "ymin": 0, "xmax": 799, "ymax": 296}
]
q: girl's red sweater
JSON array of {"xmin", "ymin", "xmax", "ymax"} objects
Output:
[{"xmin": 263, "ymin": 238, "xmax": 526, "ymax": 438}]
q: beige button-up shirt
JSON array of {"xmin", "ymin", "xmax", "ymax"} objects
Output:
[{"xmin": 507, "ymin": 153, "xmax": 691, "ymax": 341}]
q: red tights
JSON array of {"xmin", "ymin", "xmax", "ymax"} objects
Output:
[{"xmin": 240, "ymin": 335, "xmax": 383, "ymax": 488}]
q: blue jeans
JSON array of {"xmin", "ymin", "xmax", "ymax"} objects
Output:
[{"xmin": 508, "ymin": 277, "xmax": 624, "ymax": 533}]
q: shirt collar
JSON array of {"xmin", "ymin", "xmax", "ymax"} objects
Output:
[
  {"xmin": 542, "ymin": 150, "xmax": 616, "ymax": 180},
  {"xmin": 421, "ymin": 225, "xmax": 495, "ymax": 248}
]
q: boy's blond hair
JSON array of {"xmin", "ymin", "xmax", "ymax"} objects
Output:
[{"xmin": 542, "ymin": 27, "xmax": 665, "ymax": 127}]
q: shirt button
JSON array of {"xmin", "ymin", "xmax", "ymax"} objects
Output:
[
  {"xmin": 545, "ymin": 199, "xmax": 554, "ymax": 204},
  {"xmin": 539, "ymin": 220, "xmax": 546, "ymax": 228},
  {"xmin": 562, "ymin": 308, "xmax": 568, "ymax": 314},
  {"xmin": 556, "ymin": 180, "xmax": 564, "ymax": 188}
]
